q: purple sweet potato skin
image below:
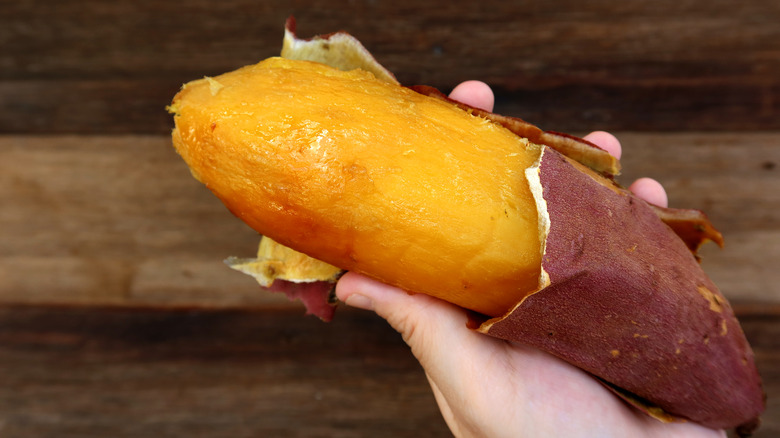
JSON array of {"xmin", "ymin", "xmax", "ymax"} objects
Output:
[{"xmin": 481, "ymin": 148, "xmax": 764, "ymax": 430}]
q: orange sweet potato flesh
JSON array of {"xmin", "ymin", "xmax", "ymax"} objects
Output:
[
  {"xmin": 171, "ymin": 58, "xmax": 544, "ymax": 318},
  {"xmin": 169, "ymin": 21, "xmax": 765, "ymax": 435}
]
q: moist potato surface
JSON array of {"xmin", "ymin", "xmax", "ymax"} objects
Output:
[{"xmin": 171, "ymin": 57, "xmax": 543, "ymax": 316}]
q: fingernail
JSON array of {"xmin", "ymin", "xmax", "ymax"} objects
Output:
[{"xmin": 345, "ymin": 293, "xmax": 374, "ymax": 311}]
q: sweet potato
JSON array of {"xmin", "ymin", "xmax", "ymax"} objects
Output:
[{"xmin": 168, "ymin": 18, "xmax": 764, "ymax": 434}]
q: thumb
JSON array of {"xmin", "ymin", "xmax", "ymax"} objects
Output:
[
  {"xmin": 335, "ymin": 273, "xmax": 539, "ymax": 437},
  {"xmin": 335, "ymin": 272, "xmax": 482, "ymax": 367}
]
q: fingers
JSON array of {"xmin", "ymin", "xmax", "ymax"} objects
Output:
[
  {"xmin": 335, "ymin": 271, "xmax": 466, "ymax": 342},
  {"xmin": 335, "ymin": 271, "xmax": 515, "ymax": 435},
  {"xmin": 584, "ymin": 131, "xmax": 669, "ymax": 207},
  {"xmin": 449, "ymin": 80, "xmax": 495, "ymax": 112},
  {"xmin": 450, "ymin": 83, "xmax": 668, "ymax": 208},
  {"xmin": 628, "ymin": 177, "xmax": 669, "ymax": 208},
  {"xmin": 584, "ymin": 130, "xmax": 622, "ymax": 160},
  {"xmin": 335, "ymin": 272, "xmax": 483, "ymax": 366}
]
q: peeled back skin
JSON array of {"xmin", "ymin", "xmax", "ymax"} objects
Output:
[{"xmin": 169, "ymin": 22, "xmax": 764, "ymax": 435}]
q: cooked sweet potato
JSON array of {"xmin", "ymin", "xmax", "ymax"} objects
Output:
[
  {"xmin": 168, "ymin": 18, "xmax": 764, "ymax": 435},
  {"xmin": 171, "ymin": 56, "xmax": 546, "ymax": 317}
]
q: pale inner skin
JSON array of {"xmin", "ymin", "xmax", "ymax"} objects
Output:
[{"xmin": 171, "ymin": 57, "xmax": 543, "ymax": 316}]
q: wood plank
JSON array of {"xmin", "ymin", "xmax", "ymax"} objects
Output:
[
  {"xmin": 1, "ymin": 133, "xmax": 778, "ymax": 309},
  {"xmin": 617, "ymin": 132, "xmax": 780, "ymax": 231},
  {"xmin": 5, "ymin": 0, "xmax": 778, "ymax": 84},
  {"xmin": 3, "ymin": 79, "xmax": 776, "ymax": 135},
  {"xmin": 0, "ymin": 306, "xmax": 776, "ymax": 437},
  {"xmin": 0, "ymin": 306, "xmax": 449, "ymax": 437},
  {"xmin": 0, "ymin": 79, "xmax": 181, "ymax": 134},
  {"xmin": 2, "ymin": 0, "xmax": 778, "ymax": 133},
  {"xmin": 0, "ymin": 135, "xmax": 293, "ymax": 309}
]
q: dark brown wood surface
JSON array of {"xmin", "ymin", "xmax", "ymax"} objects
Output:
[
  {"xmin": 2, "ymin": 0, "xmax": 779, "ymax": 134},
  {"xmin": 2, "ymin": 1, "xmax": 779, "ymax": 437},
  {"xmin": 0, "ymin": 307, "xmax": 451, "ymax": 438},
  {"xmin": 0, "ymin": 306, "xmax": 777, "ymax": 438},
  {"xmin": 2, "ymin": 134, "xmax": 778, "ymax": 309}
]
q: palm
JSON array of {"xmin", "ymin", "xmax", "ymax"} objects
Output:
[{"xmin": 394, "ymin": 291, "xmax": 723, "ymax": 438}]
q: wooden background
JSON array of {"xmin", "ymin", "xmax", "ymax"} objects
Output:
[{"xmin": 1, "ymin": 1, "xmax": 778, "ymax": 436}]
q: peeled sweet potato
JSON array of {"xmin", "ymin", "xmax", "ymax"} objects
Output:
[{"xmin": 168, "ymin": 18, "xmax": 764, "ymax": 435}]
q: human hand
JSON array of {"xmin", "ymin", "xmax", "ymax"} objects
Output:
[{"xmin": 335, "ymin": 81, "xmax": 725, "ymax": 438}]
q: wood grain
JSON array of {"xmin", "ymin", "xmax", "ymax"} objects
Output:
[
  {"xmin": 0, "ymin": 306, "xmax": 449, "ymax": 437},
  {"xmin": 0, "ymin": 306, "xmax": 777, "ymax": 437},
  {"xmin": 2, "ymin": 134, "xmax": 778, "ymax": 309},
  {"xmin": 0, "ymin": 135, "xmax": 288, "ymax": 309},
  {"xmin": 2, "ymin": 2, "xmax": 779, "ymax": 435},
  {"xmin": 2, "ymin": 0, "xmax": 778, "ymax": 133}
]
